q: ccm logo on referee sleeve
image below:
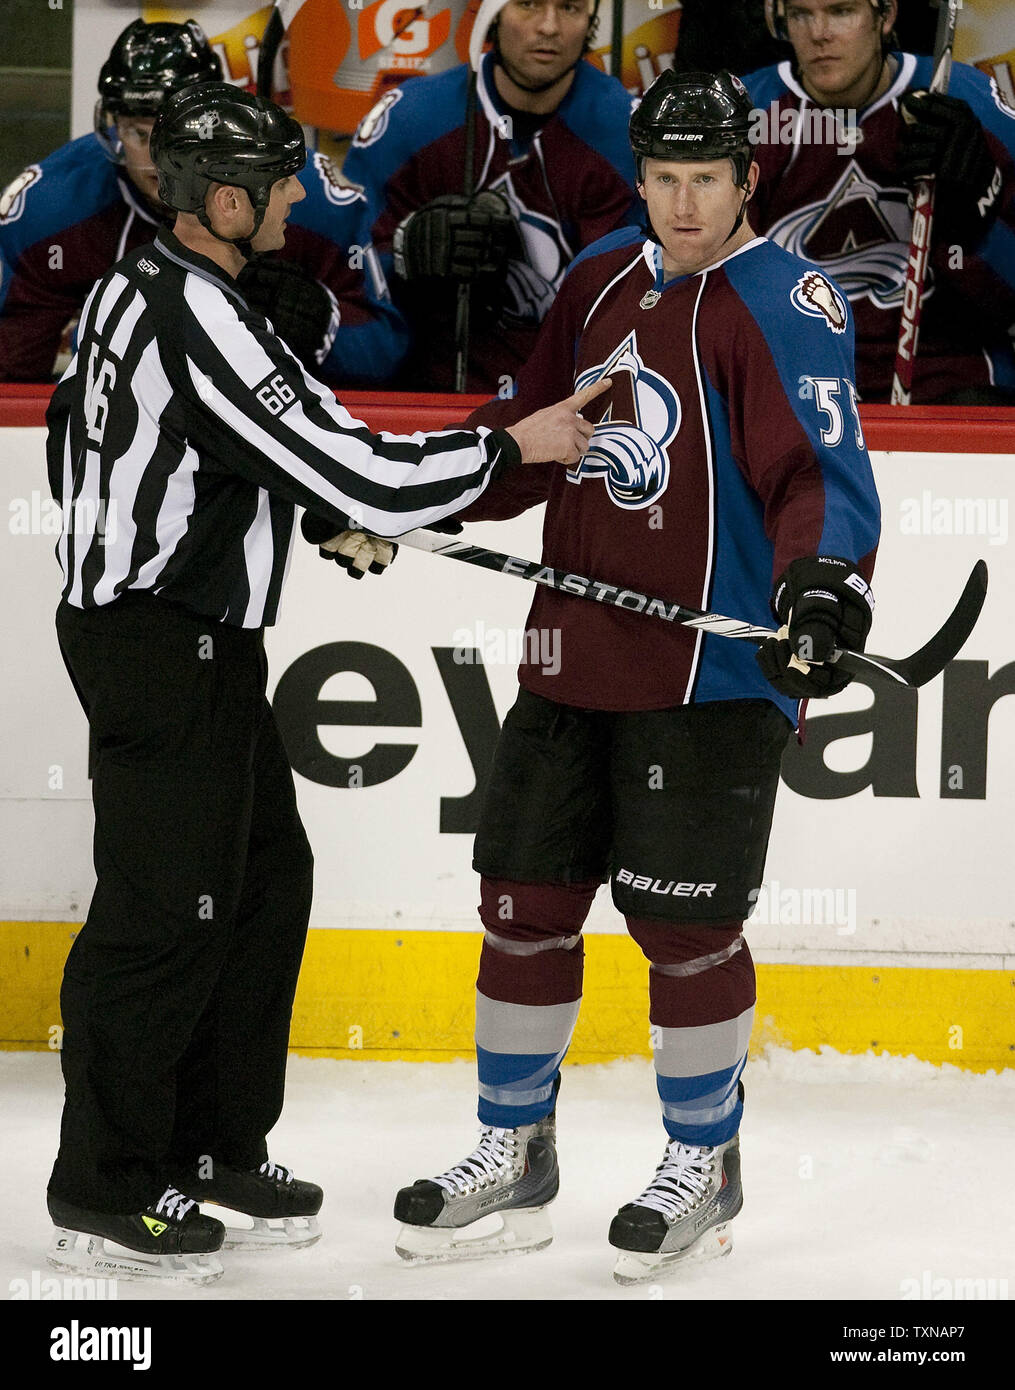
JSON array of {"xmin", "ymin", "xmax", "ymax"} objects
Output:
[
  {"xmin": 616, "ymin": 869, "xmax": 716, "ymax": 897},
  {"xmin": 255, "ymin": 371, "xmax": 297, "ymax": 415}
]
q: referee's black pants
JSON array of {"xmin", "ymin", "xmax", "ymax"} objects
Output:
[{"xmin": 49, "ymin": 594, "xmax": 314, "ymax": 1214}]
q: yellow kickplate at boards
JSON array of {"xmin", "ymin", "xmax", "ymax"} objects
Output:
[{"xmin": 3, "ymin": 923, "xmax": 1011, "ymax": 1072}]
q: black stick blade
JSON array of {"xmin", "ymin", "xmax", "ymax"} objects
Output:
[{"xmin": 834, "ymin": 560, "xmax": 988, "ymax": 688}]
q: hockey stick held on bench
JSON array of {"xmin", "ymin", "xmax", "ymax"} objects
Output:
[
  {"xmin": 396, "ymin": 529, "xmax": 988, "ymax": 690},
  {"xmin": 890, "ymin": 0, "xmax": 960, "ymax": 405}
]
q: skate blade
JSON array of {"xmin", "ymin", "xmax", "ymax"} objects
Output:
[
  {"xmin": 203, "ymin": 1208, "xmax": 322, "ymax": 1250},
  {"xmin": 396, "ymin": 1205, "xmax": 553, "ymax": 1265},
  {"xmin": 47, "ymin": 1227, "xmax": 224, "ymax": 1286},
  {"xmin": 612, "ymin": 1224, "xmax": 733, "ymax": 1286}
]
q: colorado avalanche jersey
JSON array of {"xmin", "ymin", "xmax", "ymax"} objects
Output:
[
  {"xmin": 743, "ymin": 53, "xmax": 1015, "ymax": 402},
  {"xmin": 0, "ymin": 134, "xmax": 407, "ymax": 385},
  {"xmin": 460, "ymin": 229, "xmax": 881, "ymax": 721},
  {"xmin": 342, "ymin": 52, "xmax": 639, "ymax": 393}
]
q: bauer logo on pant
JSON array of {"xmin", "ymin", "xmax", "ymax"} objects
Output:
[{"xmin": 615, "ymin": 869, "xmax": 717, "ymax": 897}]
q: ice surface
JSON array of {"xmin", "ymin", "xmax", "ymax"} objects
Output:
[{"xmin": 1, "ymin": 1047, "xmax": 1012, "ymax": 1303}]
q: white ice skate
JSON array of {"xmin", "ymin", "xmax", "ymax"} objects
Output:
[
  {"xmin": 46, "ymin": 1186, "xmax": 225, "ymax": 1285},
  {"xmin": 394, "ymin": 1113, "xmax": 559, "ymax": 1263},
  {"xmin": 609, "ymin": 1135, "xmax": 742, "ymax": 1285}
]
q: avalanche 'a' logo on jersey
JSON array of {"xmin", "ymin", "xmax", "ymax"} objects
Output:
[
  {"xmin": 767, "ymin": 159, "xmax": 923, "ymax": 311},
  {"xmin": 566, "ymin": 333, "xmax": 680, "ymax": 511},
  {"xmin": 486, "ymin": 171, "xmax": 574, "ymax": 326}
]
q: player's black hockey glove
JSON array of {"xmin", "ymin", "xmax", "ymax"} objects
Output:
[
  {"xmin": 755, "ymin": 555, "xmax": 874, "ymax": 700},
  {"xmin": 300, "ymin": 512, "xmax": 398, "ymax": 579},
  {"xmin": 238, "ymin": 257, "xmax": 340, "ymax": 370},
  {"xmin": 898, "ymin": 91, "xmax": 1003, "ymax": 249},
  {"xmin": 393, "ymin": 192, "xmax": 520, "ymax": 282}
]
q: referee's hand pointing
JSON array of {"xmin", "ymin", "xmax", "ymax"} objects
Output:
[{"xmin": 506, "ymin": 377, "xmax": 612, "ymax": 467}]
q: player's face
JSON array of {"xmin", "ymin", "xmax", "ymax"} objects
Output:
[
  {"xmin": 117, "ymin": 117, "xmax": 160, "ymax": 204},
  {"xmin": 495, "ymin": 0, "xmax": 592, "ymax": 93},
  {"xmin": 250, "ymin": 174, "xmax": 306, "ymax": 253},
  {"xmin": 639, "ymin": 158, "xmax": 757, "ymax": 278},
  {"xmin": 782, "ymin": 0, "xmax": 894, "ymax": 108}
]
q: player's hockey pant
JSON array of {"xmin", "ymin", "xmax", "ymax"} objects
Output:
[
  {"xmin": 49, "ymin": 595, "xmax": 314, "ymax": 1214},
  {"xmin": 476, "ymin": 877, "xmax": 753, "ymax": 1146}
]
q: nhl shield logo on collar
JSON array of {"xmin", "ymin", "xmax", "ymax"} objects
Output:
[{"xmin": 640, "ymin": 289, "xmax": 661, "ymax": 310}]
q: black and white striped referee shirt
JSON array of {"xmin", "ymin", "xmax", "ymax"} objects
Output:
[{"xmin": 45, "ymin": 228, "xmax": 519, "ymax": 628}]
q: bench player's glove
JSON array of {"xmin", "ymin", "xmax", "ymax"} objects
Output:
[
  {"xmin": 898, "ymin": 90, "xmax": 1003, "ymax": 248},
  {"xmin": 393, "ymin": 192, "xmax": 520, "ymax": 282},
  {"xmin": 301, "ymin": 512, "xmax": 398, "ymax": 579},
  {"xmin": 755, "ymin": 555, "xmax": 874, "ymax": 699},
  {"xmin": 238, "ymin": 256, "xmax": 341, "ymax": 369}
]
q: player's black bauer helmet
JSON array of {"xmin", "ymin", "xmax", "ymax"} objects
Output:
[
  {"xmin": 150, "ymin": 84, "xmax": 306, "ymax": 246},
  {"xmin": 629, "ymin": 70, "xmax": 755, "ymax": 188},
  {"xmin": 95, "ymin": 19, "xmax": 222, "ymax": 160}
]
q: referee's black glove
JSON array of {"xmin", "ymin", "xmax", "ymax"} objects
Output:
[
  {"xmin": 238, "ymin": 256, "xmax": 340, "ymax": 370},
  {"xmin": 301, "ymin": 512, "xmax": 398, "ymax": 579},
  {"xmin": 755, "ymin": 555, "xmax": 874, "ymax": 699}
]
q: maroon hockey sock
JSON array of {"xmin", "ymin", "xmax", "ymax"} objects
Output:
[
  {"xmin": 625, "ymin": 918, "xmax": 755, "ymax": 1145},
  {"xmin": 477, "ymin": 877, "xmax": 597, "ymax": 1006},
  {"xmin": 474, "ymin": 878, "xmax": 597, "ymax": 1127}
]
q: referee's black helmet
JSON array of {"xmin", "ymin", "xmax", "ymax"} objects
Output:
[
  {"xmin": 150, "ymin": 84, "xmax": 306, "ymax": 243},
  {"xmin": 629, "ymin": 70, "xmax": 755, "ymax": 188}
]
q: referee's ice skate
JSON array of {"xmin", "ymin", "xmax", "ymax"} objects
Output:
[
  {"xmin": 46, "ymin": 1186, "xmax": 225, "ymax": 1285},
  {"xmin": 609, "ymin": 1136, "xmax": 742, "ymax": 1284},
  {"xmin": 174, "ymin": 1159, "xmax": 323, "ymax": 1249},
  {"xmin": 394, "ymin": 1112, "xmax": 558, "ymax": 1263}
]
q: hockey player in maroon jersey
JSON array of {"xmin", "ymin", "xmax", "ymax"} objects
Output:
[
  {"xmin": 389, "ymin": 69, "xmax": 881, "ymax": 1283},
  {"xmin": 341, "ymin": 0, "xmax": 639, "ymax": 393},
  {"xmin": 0, "ymin": 19, "xmax": 407, "ymax": 385},
  {"xmin": 743, "ymin": 0, "xmax": 1015, "ymax": 403}
]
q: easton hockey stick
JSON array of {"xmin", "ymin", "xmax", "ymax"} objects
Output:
[
  {"xmin": 396, "ymin": 529, "xmax": 988, "ymax": 689},
  {"xmin": 890, "ymin": 0, "xmax": 960, "ymax": 405}
]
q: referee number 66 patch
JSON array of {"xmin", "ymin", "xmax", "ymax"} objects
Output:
[{"xmin": 256, "ymin": 371, "xmax": 297, "ymax": 416}]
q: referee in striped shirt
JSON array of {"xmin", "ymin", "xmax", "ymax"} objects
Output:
[{"xmin": 44, "ymin": 80, "xmax": 607, "ymax": 1277}]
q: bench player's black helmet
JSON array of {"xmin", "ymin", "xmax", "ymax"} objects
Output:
[
  {"xmin": 150, "ymin": 83, "xmax": 305, "ymax": 248},
  {"xmin": 764, "ymin": 0, "xmax": 897, "ymax": 50},
  {"xmin": 95, "ymin": 19, "xmax": 222, "ymax": 160},
  {"xmin": 630, "ymin": 69, "xmax": 755, "ymax": 188}
]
